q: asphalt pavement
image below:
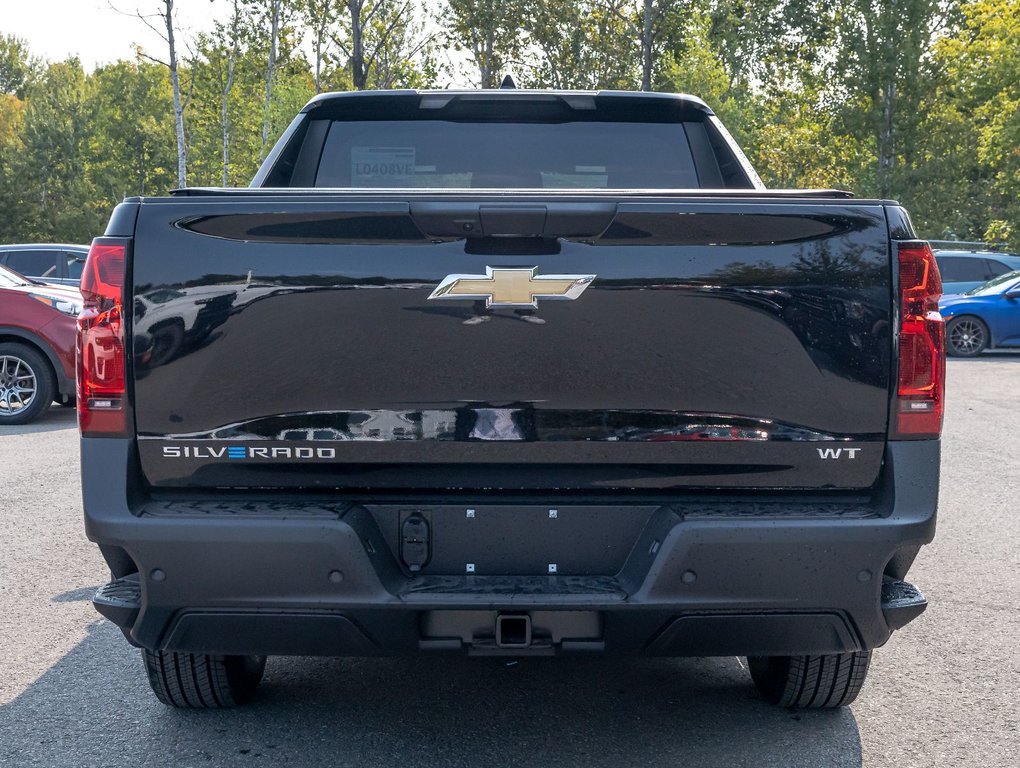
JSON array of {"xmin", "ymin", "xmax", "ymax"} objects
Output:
[{"xmin": 1, "ymin": 356, "xmax": 1017, "ymax": 767}]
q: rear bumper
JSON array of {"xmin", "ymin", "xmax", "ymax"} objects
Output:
[{"xmin": 82, "ymin": 440, "xmax": 939, "ymax": 658}]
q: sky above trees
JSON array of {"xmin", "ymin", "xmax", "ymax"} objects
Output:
[{"xmin": 2, "ymin": 1, "xmax": 222, "ymax": 70}]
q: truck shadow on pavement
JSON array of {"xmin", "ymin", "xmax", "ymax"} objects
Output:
[
  {"xmin": 952, "ymin": 350, "xmax": 1020, "ymax": 362},
  {"xmin": 0, "ymin": 404, "xmax": 77, "ymax": 435},
  {"xmin": 0, "ymin": 620, "xmax": 863, "ymax": 768}
]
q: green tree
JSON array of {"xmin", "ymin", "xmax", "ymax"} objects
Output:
[
  {"xmin": 190, "ymin": 1, "xmax": 246, "ymax": 185},
  {"xmin": 330, "ymin": 1, "xmax": 437, "ymax": 90},
  {"xmin": 443, "ymin": 0, "xmax": 525, "ymax": 88},
  {"xmin": 300, "ymin": 0, "xmax": 338, "ymax": 93},
  {"xmin": 656, "ymin": 13, "xmax": 758, "ymax": 145},
  {"xmin": 827, "ymin": 1, "xmax": 955, "ymax": 198},
  {"xmin": 703, "ymin": 1, "xmax": 835, "ymax": 94},
  {"xmin": 931, "ymin": 0, "xmax": 1020, "ymax": 248},
  {"xmin": 0, "ymin": 92, "xmax": 29, "ymax": 241},
  {"xmin": 14, "ymin": 60, "xmax": 102, "ymax": 240},
  {"xmin": 188, "ymin": 6, "xmax": 311, "ymax": 186},
  {"xmin": 127, "ymin": 0, "xmax": 191, "ymax": 187},
  {"xmin": 522, "ymin": 0, "xmax": 637, "ymax": 89},
  {"xmin": 0, "ymin": 35, "xmax": 37, "ymax": 98},
  {"xmin": 88, "ymin": 59, "xmax": 178, "ymax": 200},
  {"xmin": 246, "ymin": 0, "xmax": 285, "ymax": 156}
]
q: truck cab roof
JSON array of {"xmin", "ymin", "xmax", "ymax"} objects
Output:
[{"xmin": 302, "ymin": 88, "xmax": 715, "ymax": 116}]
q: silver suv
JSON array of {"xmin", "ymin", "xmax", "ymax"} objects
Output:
[{"xmin": 0, "ymin": 244, "xmax": 89, "ymax": 287}]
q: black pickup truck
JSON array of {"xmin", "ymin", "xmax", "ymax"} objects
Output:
[{"xmin": 79, "ymin": 89, "xmax": 944, "ymax": 709}]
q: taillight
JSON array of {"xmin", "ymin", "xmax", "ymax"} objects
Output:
[
  {"xmin": 895, "ymin": 241, "xmax": 945, "ymax": 438},
  {"xmin": 77, "ymin": 240, "xmax": 128, "ymax": 435}
]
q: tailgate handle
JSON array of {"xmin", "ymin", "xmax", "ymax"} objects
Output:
[
  {"xmin": 410, "ymin": 202, "xmax": 617, "ymax": 239},
  {"xmin": 480, "ymin": 205, "xmax": 546, "ymax": 237}
]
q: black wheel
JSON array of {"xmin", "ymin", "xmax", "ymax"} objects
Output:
[
  {"xmin": 143, "ymin": 650, "xmax": 266, "ymax": 708},
  {"xmin": 748, "ymin": 651, "xmax": 871, "ymax": 708},
  {"xmin": 946, "ymin": 316, "xmax": 988, "ymax": 357},
  {"xmin": 0, "ymin": 342, "xmax": 56, "ymax": 425}
]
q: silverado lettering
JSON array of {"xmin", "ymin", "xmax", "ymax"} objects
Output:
[{"xmin": 160, "ymin": 445, "xmax": 338, "ymax": 459}]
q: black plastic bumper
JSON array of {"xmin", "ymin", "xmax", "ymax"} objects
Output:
[{"xmin": 82, "ymin": 439, "xmax": 938, "ymax": 658}]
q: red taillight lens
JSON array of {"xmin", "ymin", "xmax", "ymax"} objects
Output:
[
  {"xmin": 895, "ymin": 241, "xmax": 945, "ymax": 438},
  {"xmin": 77, "ymin": 240, "xmax": 127, "ymax": 435}
]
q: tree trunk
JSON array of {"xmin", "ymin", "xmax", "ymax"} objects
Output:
[
  {"xmin": 164, "ymin": 0, "xmax": 186, "ymax": 187},
  {"xmin": 480, "ymin": 30, "xmax": 494, "ymax": 88},
  {"xmin": 640, "ymin": 0, "xmax": 655, "ymax": 91},
  {"xmin": 311, "ymin": 0, "xmax": 326, "ymax": 94},
  {"xmin": 222, "ymin": 1, "xmax": 240, "ymax": 187},
  {"xmin": 315, "ymin": 31, "xmax": 323, "ymax": 93},
  {"xmin": 878, "ymin": 79, "xmax": 895, "ymax": 199},
  {"xmin": 262, "ymin": 0, "xmax": 281, "ymax": 157},
  {"xmin": 349, "ymin": 1, "xmax": 367, "ymax": 90},
  {"xmin": 222, "ymin": 55, "xmax": 234, "ymax": 186}
]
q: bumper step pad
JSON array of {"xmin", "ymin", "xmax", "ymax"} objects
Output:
[
  {"xmin": 94, "ymin": 574, "xmax": 142, "ymax": 628},
  {"xmin": 881, "ymin": 579, "xmax": 927, "ymax": 630}
]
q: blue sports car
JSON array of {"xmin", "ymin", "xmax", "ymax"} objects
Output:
[{"xmin": 939, "ymin": 270, "xmax": 1020, "ymax": 356}]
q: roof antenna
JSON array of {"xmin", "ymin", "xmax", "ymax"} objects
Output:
[{"xmin": 499, "ymin": 74, "xmax": 517, "ymax": 89}]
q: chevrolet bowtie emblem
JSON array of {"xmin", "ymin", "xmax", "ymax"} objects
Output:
[{"xmin": 428, "ymin": 267, "xmax": 596, "ymax": 308}]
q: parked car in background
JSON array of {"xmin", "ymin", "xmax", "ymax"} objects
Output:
[
  {"xmin": 932, "ymin": 247, "xmax": 1020, "ymax": 295},
  {"xmin": 939, "ymin": 270, "xmax": 1020, "ymax": 356},
  {"xmin": 0, "ymin": 243, "xmax": 89, "ymax": 287},
  {"xmin": 0, "ymin": 264, "xmax": 81, "ymax": 423}
]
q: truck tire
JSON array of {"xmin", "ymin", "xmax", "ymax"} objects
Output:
[
  {"xmin": 0, "ymin": 342, "xmax": 56, "ymax": 425},
  {"xmin": 143, "ymin": 650, "xmax": 266, "ymax": 708},
  {"xmin": 748, "ymin": 651, "xmax": 871, "ymax": 708}
]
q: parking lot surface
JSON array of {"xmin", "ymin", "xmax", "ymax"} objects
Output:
[{"xmin": 1, "ymin": 356, "xmax": 1017, "ymax": 767}]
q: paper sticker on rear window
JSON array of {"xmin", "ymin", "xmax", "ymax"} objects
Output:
[{"xmin": 351, "ymin": 147, "xmax": 416, "ymax": 186}]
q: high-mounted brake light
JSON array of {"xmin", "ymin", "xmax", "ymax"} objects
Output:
[
  {"xmin": 895, "ymin": 241, "xmax": 945, "ymax": 438},
  {"xmin": 77, "ymin": 240, "xmax": 128, "ymax": 435}
]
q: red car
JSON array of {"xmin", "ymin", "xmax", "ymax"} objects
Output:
[{"xmin": 0, "ymin": 263, "xmax": 81, "ymax": 424}]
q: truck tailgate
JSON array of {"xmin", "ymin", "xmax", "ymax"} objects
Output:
[{"xmin": 130, "ymin": 193, "xmax": 892, "ymax": 491}]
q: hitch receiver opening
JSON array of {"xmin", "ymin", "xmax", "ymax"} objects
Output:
[{"xmin": 496, "ymin": 613, "xmax": 532, "ymax": 649}]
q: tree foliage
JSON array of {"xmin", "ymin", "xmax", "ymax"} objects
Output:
[
  {"xmin": 933, "ymin": 0, "xmax": 1020, "ymax": 245},
  {"xmin": 444, "ymin": 0, "xmax": 525, "ymax": 88},
  {"xmin": 0, "ymin": 34, "xmax": 37, "ymax": 99},
  {"xmin": 0, "ymin": 0, "xmax": 1018, "ymax": 250}
]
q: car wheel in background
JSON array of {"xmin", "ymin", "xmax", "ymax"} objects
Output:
[
  {"xmin": 748, "ymin": 651, "xmax": 871, "ymax": 708},
  {"xmin": 946, "ymin": 316, "xmax": 989, "ymax": 357},
  {"xmin": 143, "ymin": 650, "xmax": 266, "ymax": 708},
  {"xmin": 0, "ymin": 342, "xmax": 56, "ymax": 425},
  {"xmin": 147, "ymin": 321, "xmax": 185, "ymax": 367}
]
